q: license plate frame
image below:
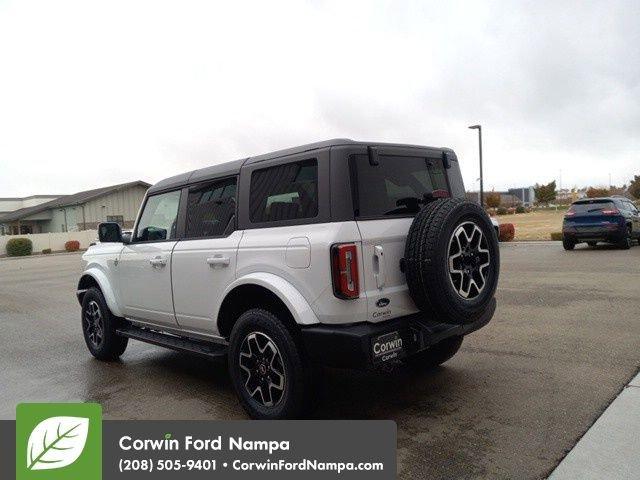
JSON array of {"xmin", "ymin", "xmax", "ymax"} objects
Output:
[{"xmin": 371, "ymin": 330, "xmax": 405, "ymax": 363}]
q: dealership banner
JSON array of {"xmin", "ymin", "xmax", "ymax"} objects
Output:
[{"xmin": 1, "ymin": 404, "xmax": 396, "ymax": 479}]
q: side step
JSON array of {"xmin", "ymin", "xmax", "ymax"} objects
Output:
[{"xmin": 116, "ymin": 325, "xmax": 228, "ymax": 360}]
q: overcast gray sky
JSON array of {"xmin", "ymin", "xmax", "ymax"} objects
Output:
[{"xmin": 0, "ymin": 0, "xmax": 638, "ymax": 197}]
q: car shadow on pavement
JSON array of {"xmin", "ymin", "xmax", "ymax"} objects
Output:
[{"xmin": 310, "ymin": 365, "xmax": 466, "ymax": 420}]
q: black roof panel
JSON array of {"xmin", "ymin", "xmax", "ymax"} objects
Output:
[{"xmin": 146, "ymin": 139, "xmax": 454, "ymax": 193}]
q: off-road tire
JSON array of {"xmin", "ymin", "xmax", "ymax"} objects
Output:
[
  {"xmin": 81, "ymin": 287, "xmax": 128, "ymax": 361},
  {"xmin": 228, "ymin": 308, "xmax": 312, "ymax": 419},
  {"xmin": 563, "ymin": 238, "xmax": 575, "ymax": 250},
  {"xmin": 403, "ymin": 336, "xmax": 463, "ymax": 369},
  {"xmin": 619, "ymin": 227, "xmax": 632, "ymax": 250},
  {"xmin": 404, "ymin": 198, "xmax": 500, "ymax": 325}
]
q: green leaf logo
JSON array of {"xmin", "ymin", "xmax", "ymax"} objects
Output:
[{"xmin": 26, "ymin": 416, "xmax": 89, "ymax": 470}]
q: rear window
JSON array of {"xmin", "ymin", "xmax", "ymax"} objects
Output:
[
  {"xmin": 249, "ymin": 159, "xmax": 318, "ymax": 223},
  {"xmin": 351, "ymin": 154, "xmax": 449, "ymax": 217},
  {"xmin": 570, "ymin": 200, "xmax": 616, "ymax": 214}
]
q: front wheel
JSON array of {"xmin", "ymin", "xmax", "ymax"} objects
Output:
[
  {"xmin": 403, "ymin": 336, "xmax": 463, "ymax": 369},
  {"xmin": 228, "ymin": 309, "xmax": 312, "ymax": 419},
  {"xmin": 81, "ymin": 287, "xmax": 128, "ymax": 361}
]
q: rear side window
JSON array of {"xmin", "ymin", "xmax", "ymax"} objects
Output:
[
  {"xmin": 249, "ymin": 159, "xmax": 318, "ymax": 223},
  {"xmin": 351, "ymin": 154, "xmax": 449, "ymax": 217},
  {"xmin": 185, "ymin": 177, "xmax": 237, "ymax": 238}
]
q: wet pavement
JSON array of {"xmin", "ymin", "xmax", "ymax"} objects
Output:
[{"xmin": 1, "ymin": 243, "xmax": 639, "ymax": 479}]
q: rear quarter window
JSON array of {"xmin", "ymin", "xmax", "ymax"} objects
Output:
[{"xmin": 249, "ymin": 159, "xmax": 318, "ymax": 223}]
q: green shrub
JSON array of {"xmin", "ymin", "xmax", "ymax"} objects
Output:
[
  {"xmin": 515, "ymin": 205, "xmax": 526, "ymax": 214},
  {"xmin": 65, "ymin": 240, "xmax": 80, "ymax": 252},
  {"xmin": 6, "ymin": 238, "xmax": 33, "ymax": 256},
  {"xmin": 498, "ymin": 223, "xmax": 515, "ymax": 242},
  {"xmin": 496, "ymin": 207, "xmax": 507, "ymax": 215},
  {"xmin": 42, "ymin": 248, "xmax": 52, "ymax": 254},
  {"xmin": 550, "ymin": 232, "xmax": 563, "ymax": 241}
]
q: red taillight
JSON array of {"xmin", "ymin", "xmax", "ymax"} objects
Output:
[
  {"xmin": 601, "ymin": 209, "xmax": 619, "ymax": 215},
  {"xmin": 331, "ymin": 243, "xmax": 360, "ymax": 299}
]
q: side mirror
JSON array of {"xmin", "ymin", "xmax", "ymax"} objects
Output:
[
  {"xmin": 98, "ymin": 222, "xmax": 123, "ymax": 243},
  {"xmin": 121, "ymin": 231, "xmax": 132, "ymax": 244}
]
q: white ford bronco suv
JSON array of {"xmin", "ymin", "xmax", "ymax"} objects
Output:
[{"xmin": 77, "ymin": 139, "xmax": 499, "ymax": 419}]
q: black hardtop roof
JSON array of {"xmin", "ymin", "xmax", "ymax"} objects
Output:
[{"xmin": 147, "ymin": 139, "xmax": 454, "ymax": 194}]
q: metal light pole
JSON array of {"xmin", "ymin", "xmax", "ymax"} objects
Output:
[{"xmin": 468, "ymin": 125, "xmax": 483, "ymax": 206}]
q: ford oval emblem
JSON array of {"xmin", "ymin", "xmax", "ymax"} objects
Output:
[{"xmin": 376, "ymin": 298, "xmax": 390, "ymax": 308}]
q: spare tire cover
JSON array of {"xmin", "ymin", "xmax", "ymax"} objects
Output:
[{"xmin": 404, "ymin": 198, "xmax": 500, "ymax": 325}]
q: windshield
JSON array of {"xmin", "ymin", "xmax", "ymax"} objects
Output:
[{"xmin": 351, "ymin": 154, "xmax": 449, "ymax": 217}]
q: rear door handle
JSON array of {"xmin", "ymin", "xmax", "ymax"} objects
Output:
[
  {"xmin": 206, "ymin": 255, "xmax": 230, "ymax": 267},
  {"xmin": 149, "ymin": 256, "xmax": 167, "ymax": 267}
]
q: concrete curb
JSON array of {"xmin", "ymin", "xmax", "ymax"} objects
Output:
[{"xmin": 548, "ymin": 370, "xmax": 640, "ymax": 479}]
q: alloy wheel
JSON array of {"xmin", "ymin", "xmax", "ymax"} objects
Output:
[
  {"xmin": 447, "ymin": 221, "xmax": 491, "ymax": 299},
  {"xmin": 84, "ymin": 300, "xmax": 104, "ymax": 347},
  {"xmin": 238, "ymin": 332, "xmax": 286, "ymax": 407}
]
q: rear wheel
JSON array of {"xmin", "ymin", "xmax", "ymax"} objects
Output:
[
  {"xmin": 563, "ymin": 238, "xmax": 575, "ymax": 250},
  {"xmin": 81, "ymin": 287, "xmax": 128, "ymax": 361},
  {"xmin": 228, "ymin": 308, "xmax": 311, "ymax": 419},
  {"xmin": 619, "ymin": 228, "xmax": 632, "ymax": 250},
  {"xmin": 403, "ymin": 336, "xmax": 463, "ymax": 369},
  {"xmin": 587, "ymin": 241, "xmax": 597, "ymax": 247}
]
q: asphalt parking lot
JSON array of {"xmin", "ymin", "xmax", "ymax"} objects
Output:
[{"xmin": 1, "ymin": 243, "xmax": 639, "ymax": 479}]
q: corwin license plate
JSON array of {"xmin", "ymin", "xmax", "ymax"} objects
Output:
[{"xmin": 371, "ymin": 331, "xmax": 405, "ymax": 363}]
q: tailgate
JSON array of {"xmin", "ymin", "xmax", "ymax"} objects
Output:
[{"xmin": 356, "ymin": 218, "xmax": 419, "ymax": 322}]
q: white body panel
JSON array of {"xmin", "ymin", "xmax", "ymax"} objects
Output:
[
  {"xmin": 356, "ymin": 218, "xmax": 419, "ymax": 322},
  {"xmin": 117, "ymin": 241, "xmax": 178, "ymax": 326},
  {"xmin": 237, "ymin": 222, "xmax": 368, "ymax": 325},
  {"xmin": 81, "ymin": 244, "xmax": 126, "ymax": 317},
  {"xmin": 171, "ymin": 231, "xmax": 243, "ymax": 334}
]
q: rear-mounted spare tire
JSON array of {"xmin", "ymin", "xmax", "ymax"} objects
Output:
[{"xmin": 404, "ymin": 198, "xmax": 500, "ymax": 325}]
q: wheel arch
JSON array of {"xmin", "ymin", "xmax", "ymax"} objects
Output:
[
  {"xmin": 77, "ymin": 269, "xmax": 123, "ymax": 317},
  {"xmin": 216, "ymin": 273, "xmax": 319, "ymax": 338}
]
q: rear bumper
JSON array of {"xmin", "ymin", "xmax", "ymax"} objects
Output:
[
  {"xmin": 300, "ymin": 298, "xmax": 496, "ymax": 370},
  {"xmin": 563, "ymin": 220, "xmax": 626, "ymax": 243},
  {"xmin": 563, "ymin": 229, "xmax": 626, "ymax": 243}
]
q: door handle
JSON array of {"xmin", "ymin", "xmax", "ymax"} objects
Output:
[
  {"xmin": 206, "ymin": 255, "xmax": 230, "ymax": 267},
  {"xmin": 149, "ymin": 256, "xmax": 167, "ymax": 267},
  {"xmin": 374, "ymin": 245, "xmax": 386, "ymax": 289}
]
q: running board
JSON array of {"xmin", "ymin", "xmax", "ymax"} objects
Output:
[{"xmin": 116, "ymin": 325, "xmax": 228, "ymax": 359}]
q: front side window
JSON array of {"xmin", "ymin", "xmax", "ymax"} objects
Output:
[
  {"xmin": 185, "ymin": 177, "xmax": 237, "ymax": 238},
  {"xmin": 134, "ymin": 190, "xmax": 181, "ymax": 241},
  {"xmin": 352, "ymin": 154, "xmax": 449, "ymax": 217},
  {"xmin": 249, "ymin": 159, "xmax": 318, "ymax": 223}
]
